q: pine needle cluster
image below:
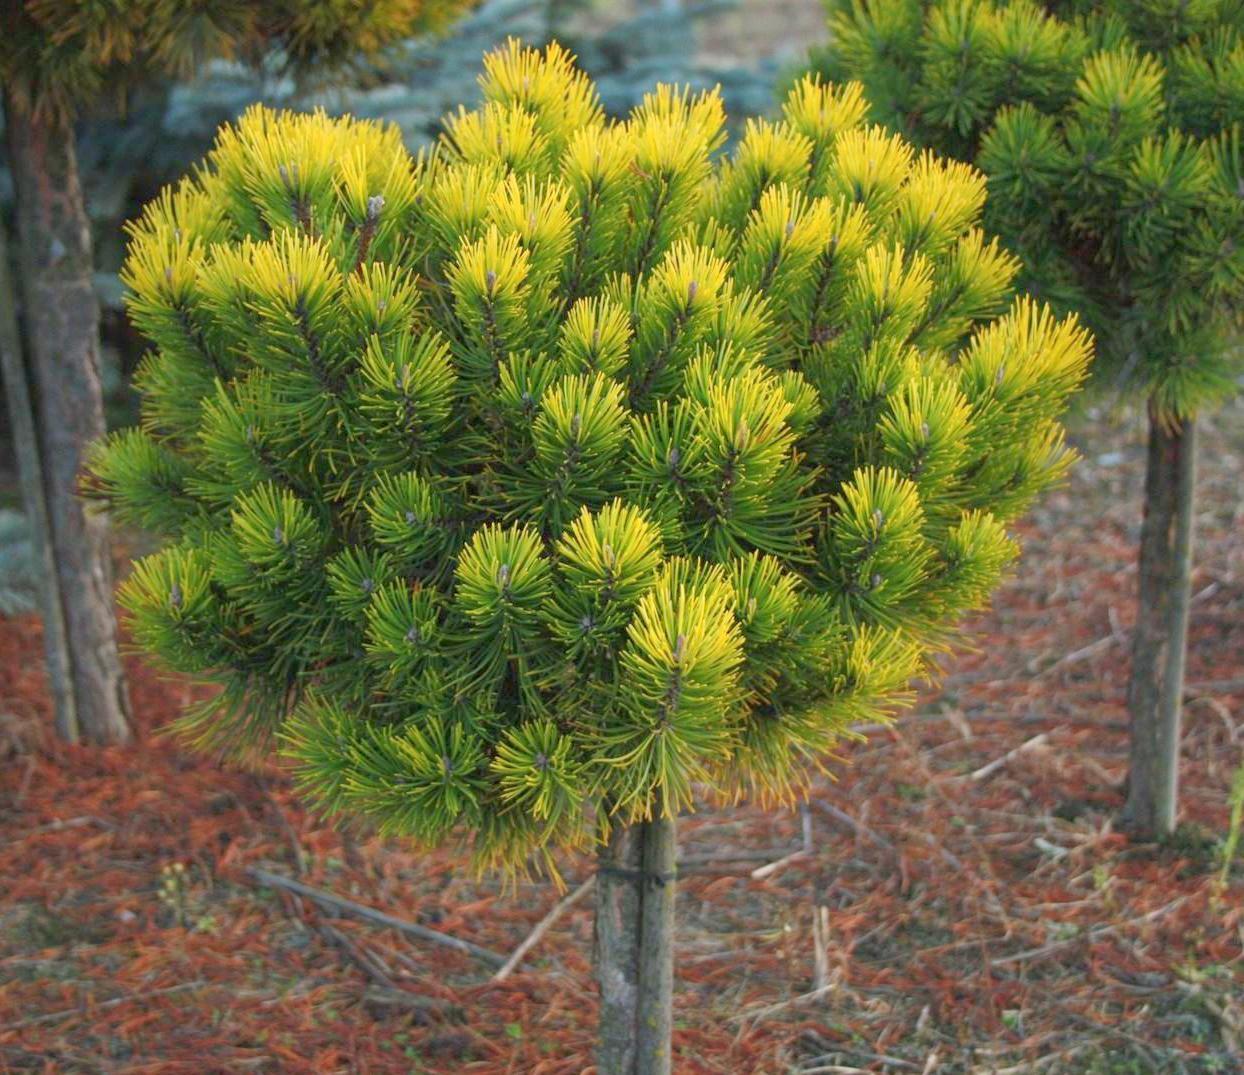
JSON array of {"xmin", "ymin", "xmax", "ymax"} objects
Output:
[
  {"xmin": 806, "ymin": 0, "xmax": 1244, "ymax": 421},
  {"xmin": 0, "ymin": 0, "xmax": 468, "ymax": 120},
  {"xmin": 90, "ymin": 40, "xmax": 1091, "ymax": 874}
]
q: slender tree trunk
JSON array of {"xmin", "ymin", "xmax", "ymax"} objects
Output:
[
  {"xmin": 0, "ymin": 215, "xmax": 78, "ymax": 739},
  {"xmin": 1122, "ymin": 404, "xmax": 1197, "ymax": 839},
  {"xmin": 596, "ymin": 820, "xmax": 644, "ymax": 1074},
  {"xmin": 3, "ymin": 93, "xmax": 131, "ymax": 745},
  {"xmin": 595, "ymin": 811, "xmax": 677, "ymax": 1075},
  {"xmin": 636, "ymin": 811, "xmax": 676, "ymax": 1072}
]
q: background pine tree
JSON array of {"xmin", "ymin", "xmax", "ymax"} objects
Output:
[
  {"xmin": 802, "ymin": 0, "xmax": 1244, "ymax": 839},
  {"xmin": 0, "ymin": 0, "xmax": 473, "ymax": 745},
  {"xmin": 89, "ymin": 41, "xmax": 1091, "ymax": 1071}
]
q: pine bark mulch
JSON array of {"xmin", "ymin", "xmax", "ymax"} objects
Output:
[{"xmin": 1, "ymin": 399, "xmax": 1241, "ymax": 1073}]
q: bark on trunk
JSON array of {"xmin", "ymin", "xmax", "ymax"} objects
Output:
[
  {"xmin": 596, "ymin": 820, "xmax": 644, "ymax": 1075},
  {"xmin": 3, "ymin": 93, "xmax": 131, "ymax": 745},
  {"xmin": 636, "ymin": 812, "xmax": 676, "ymax": 1073},
  {"xmin": 1121, "ymin": 405, "xmax": 1197, "ymax": 839},
  {"xmin": 0, "ymin": 215, "xmax": 78, "ymax": 739},
  {"xmin": 595, "ymin": 811, "xmax": 677, "ymax": 1075}
]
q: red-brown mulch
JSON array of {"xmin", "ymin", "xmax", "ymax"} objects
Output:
[{"xmin": 1, "ymin": 399, "xmax": 1241, "ymax": 1074}]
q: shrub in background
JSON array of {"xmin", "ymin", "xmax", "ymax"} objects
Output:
[
  {"xmin": 804, "ymin": 0, "xmax": 1244, "ymax": 839},
  {"xmin": 89, "ymin": 41, "xmax": 1090, "ymax": 1072}
]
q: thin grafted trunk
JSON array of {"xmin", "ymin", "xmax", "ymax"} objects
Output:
[
  {"xmin": 1122, "ymin": 404, "xmax": 1196, "ymax": 839},
  {"xmin": 3, "ymin": 93, "xmax": 131, "ymax": 745},
  {"xmin": 596, "ymin": 820, "xmax": 644, "ymax": 1074},
  {"xmin": 636, "ymin": 811, "xmax": 675, "ymax": 1072},
  {"xmin": 595, "ymin": 811, "xmax": 677, "ymax": 1075}
]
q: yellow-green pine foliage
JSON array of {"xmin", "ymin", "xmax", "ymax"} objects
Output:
[
  {"xmin": 806, "ymin": 0, "xmax": 1244, "ymax": 421},
  {"xmin": 91, "ymin": 41, "xmax": 1091, "ymax": 875},
  {"xmin": 0, "ymin": 0, "xmax": 469, "ymax": 119}
]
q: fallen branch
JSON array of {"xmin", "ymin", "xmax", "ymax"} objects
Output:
[
  {"xmin": 678, "ymin": 847, "xmax": 794, "ymax": 866},
  {"xmin": 318, "ymin": 920, "xmax": 456, "ymax": 1019},
  {"xmin": 811, "ymin": 905, "xmax": 830, "ymax": 991},
  {"xmin": 750, "ymin": 849, "xmax": 808, "ymax": 880},
  {"xmin": 975, "ymin": 1043, "xmax": 1091, "ymax": 1075},
  {"xmin": 491, "ymin": 876, "xmax": 595, "ymax": 982},
  {"xmin": 731, "ymin": 983, "xmax": 833, "ymax": 1024},
  {"xmin": 990, "ymin": 894, "xmax": 1189, "ymax": 968},
  {"xmin": 811, "ymin": 800, "xmax": 896, "ymax": 854},
  {"xmin": 247, "ymin": 866, "xmax": 506, "ymax": 969},
  {"xmin": 4, "ymin": 815, "xmax": 113, "ymax": 845},
  {"xmin": 9, "ymin": 980, "xmax": 208, "ymax": 1029},
  {"xmin": 800, "ymin": 1066, "xmax": 872, "ymax": 1074},
  {"xmin": 319, "ymin": 920, "xmax": 397, "ymax": 990},
  {"xmin": 1186, "ymin": 677, "xmax": 1244, "ymax": 695},
  {"xmin": 966, "ymin": 732, "xmax": 1051, "ymax": 782},
  {"xmin": 802, "ymin": 1052, "xmax": 921, "ymax": 1072}
]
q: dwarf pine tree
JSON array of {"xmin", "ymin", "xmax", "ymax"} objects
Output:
[
  {"xmin": 0, "ymin": 0, "xmax": 469, "ymax": 745},
  {"xmin": 89, "ymin": 41, "xmax": 1091, "ymax": 1073},
  {"xmin": 804, "ymin": 1, "xmax": 1244, "ymax": 840}
]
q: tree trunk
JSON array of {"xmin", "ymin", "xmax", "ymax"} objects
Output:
[
  {"xmin": 0, "ymin": 214, "xmax": 78, "ymax": 739},
  {"xmin": 595, "ymin": 811, "xmax": 677, "ymax": 1075},
  {"xmin": 1121, "ymin": 404, "xmax": 1196, "ymax": 839},
  {"xmin": 3, "ymin": 93, "xmax": 131, "ymax": 745}
]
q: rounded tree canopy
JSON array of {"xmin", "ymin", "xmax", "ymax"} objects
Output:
[
  {"xmin": 0, "ymin": 0, "xmax": 468, "ymax": 120},
  {"xmin": 808, "ymin": 0, "xmax": 1244, "ymax": 421},
  {"xmin": 90, "ymin": 40, "xmax": 1091, "ymax": 874}
]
